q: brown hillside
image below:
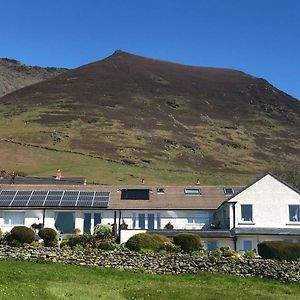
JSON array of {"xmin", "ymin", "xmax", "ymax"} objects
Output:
[
  {"xmin": 0, "ymin": 50, "xmax": 299, "ymax": 179},
  {"xmin": 0, "ymin": 58, "xmax": 67, "ymax": 97}
]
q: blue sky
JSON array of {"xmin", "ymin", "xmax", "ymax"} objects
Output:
[{"xmin": 0, "ymin": 0, "xmax": 299, "ymax": 100}]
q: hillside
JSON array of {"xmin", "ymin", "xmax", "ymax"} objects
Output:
[
  {"xmin": 0, "ymin": 58, "xmax": 67, "ymax": 97},
  {"xmin": 0, "ymin": 50, "xmax": 299, "ymax": 184}
]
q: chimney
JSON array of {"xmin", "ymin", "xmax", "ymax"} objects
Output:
[
  {"xmin": 141, "ymin": 178, "xmax": 145, "ymax": 185},
  {"xmin": 55, "ymin": 169, "xmax": 62, "ymax": 180},
  {"xmin": 12, "ymin": 171, "xmax": 15, "ymax": 184},
  {"xmin": 196, "ymin": 178, "xmax": 200, "ymax": 185}
]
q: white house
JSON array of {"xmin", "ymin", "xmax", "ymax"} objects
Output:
[{"xmin": 0, "ymin": 173, "xmax": 299, "ymax": 253}]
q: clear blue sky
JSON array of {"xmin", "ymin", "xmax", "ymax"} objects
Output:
[{"xmin": 0, "ymin": 0, "xmax": 299, "ymax": 100}]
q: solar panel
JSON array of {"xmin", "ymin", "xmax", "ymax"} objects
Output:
[
  {"xmin": 0, "ymin": 190, "xmax": 110, "ymax": 208},
  {"xmin": 60, "ymin": 191, "xmax": 79, "ymax": 207},
  {"xmin": 10, "ymin": 191, "xmax": 32, "ymax": 206},
  {"xmin": 0, "ymin": 191, "xmax": 16, "ymax": 206},
  {"xmin": 27, "ymin": 191, "xmax": 48, "ymax": 207}
]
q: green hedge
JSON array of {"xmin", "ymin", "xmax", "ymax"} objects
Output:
[
  {"xmin": 11, "ymin": 226, "xmax": 35, "ymax": 245},
  {"xmin": 126, "ymin": 233, "xmax": 177, "ymax": 252},
  {"xmin": 173, "ymin": 233, "xmax": 201, "ymax": 252},
  {"xmin": 38, "ymin": 228, "xmax": 57, "ymax": 247},
  {"xmin": 258, "ymin": 241, "xmax": 300, "ymax": 261}
]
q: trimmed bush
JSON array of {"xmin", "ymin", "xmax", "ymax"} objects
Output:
[
  {"xmin": 173, "ymin": 233, "xmax": 201, "ymax": 252},
  {"xmin": 126, "ymin": 233, "xmax": 160, "ymax": 252},
  {"xmin": 38, "ymin": 228, "xmax": 57, "ymax": 247},
  {"xmin": 2, "ymin": 232, "xmax": 21, "ymax": 247},
  {"xmin": 11, "ymin": 226, "xmax": 35, "ymax": 245},
  {"xmin": 258, "ymin": 241, "xmax": 300, "ymax": 261},
  {"xmin": 93, "ymin": 224, "xmax": 112, "ymax": 240}
]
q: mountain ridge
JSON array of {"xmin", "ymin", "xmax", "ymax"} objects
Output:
[{"xmin": 0, "ymin": 50, "xmax": 299, "ymax": 183}]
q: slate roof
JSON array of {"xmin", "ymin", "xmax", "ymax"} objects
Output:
[
  {"xmin": 233, "ymin": 227, "xmax": 300, "ymax": 236},
  {"xmin": 0, "ymin": 184, "xmax": 243, "ymax": 210}
]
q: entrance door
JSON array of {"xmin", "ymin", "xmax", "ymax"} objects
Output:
[{"xmin": 55, "ymin": 212, "xmax": 75, "ymax": 234}]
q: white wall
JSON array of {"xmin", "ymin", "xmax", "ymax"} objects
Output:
[{"xmin": 229, "ymin": 174, "xmax": 300, "ymax": 229}]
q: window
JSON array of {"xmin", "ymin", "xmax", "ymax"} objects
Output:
[
  {"xmin": 241, "ymin": 204, "xmax": 253, "ymax": 221},
  {"xmin": 184, "ymin": 188, "xmax": 201, "ymax": 195},
  {"xmin": 243, "ymin": 240, "xmax": 253, "ymax": 251},
  {"xmin": 187, "ymin": 214, "xmax": 209, "ymax": 224},
  {"xmin": 138, "ymin": 214, "xmax": 145, "ymax": 229},
  {"xmin": 157, "ymin": 188, "xmax": 165, "ymax": 194},
  {"xmin": 84, "ymin": 213, "xmax": 92, "ymax": 234},
  {"xmin": 94, "ymin": 213, "xmax": 101, "ymax": 225},
  {"xmin": 224, "ymin": 188, "xmax": 234, "ymax": 195},
  {"xmin": 207, "ymin": 241, "xmax": 218, "ymax": 251},
  {"xmin": 157, "ymin": 213, "xmax": 161, "ymax": 229},
  {"xmin": 4, "ymin": 212, "xmax": 25, "ymax": 225},
  {"xmin": 121, "ymin": 189, "xmax": 150, "ymax": 200},
  {"xmin": 289, "ymin": 205, "xmax": 300, "ymax": 222}
]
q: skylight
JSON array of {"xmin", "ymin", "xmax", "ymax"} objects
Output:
[
  {"xmin": 184, "ymin": 188, "xmax": 201, "ymax": 195},
  {"xmin": 121, "ymin": 189, "xmax": 150, "ymax": 200},
  {"xmin": 224, "ymin": 188, "xmax": 234, "ymax": 195},
  {"xmin": 157, "ymin": 188, "xmax": 165, "ymax": 194}
]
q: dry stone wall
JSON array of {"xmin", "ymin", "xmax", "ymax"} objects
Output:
[{"xmin": 0, "ymin": 246, "xmax": 299, "ymax": 283}]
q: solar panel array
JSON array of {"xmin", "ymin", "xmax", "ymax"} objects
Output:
[{"xmin": 0, "ymin": 190, "xmax": 110, "ymax": 208}]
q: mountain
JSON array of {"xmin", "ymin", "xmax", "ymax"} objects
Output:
[
  {"xmin": 0, "ymin": 58, "xmax": 67, "ymax": 97},
  {"xmin": 0, "ymin": 50, "xmax": 299, "ymax": 184}
]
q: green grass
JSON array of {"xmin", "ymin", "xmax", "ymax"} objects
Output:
[{"xmin": 0, "ymin": 260, "xmax": 299, "ymax": 299}]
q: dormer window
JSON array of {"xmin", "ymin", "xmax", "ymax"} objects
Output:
[
  {"xmin": 157, "ymin": 188, "xmax": 165, "ymax": 194},
  {"xmin": 184, "ymin": 188, "xmax": 201, "ymax": 195},
  {"xmin": 224, "ymin": 187, "xmax": 234, "ymax": 195}
]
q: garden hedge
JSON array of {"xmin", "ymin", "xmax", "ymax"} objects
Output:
[
  {"xmin": 173, "ymin": 233, "xmax": 201, "ymax": 252},
  {"xmin": 38, "ymin": 228, "xmax": 57, "ymax": 247},
  {"xmin": 11, "ymin": 226, "xmax": 35, "ymax": 245},
  {"xmin": 258, "ymin": 241, "xmax": 300, "ymax": 261}
]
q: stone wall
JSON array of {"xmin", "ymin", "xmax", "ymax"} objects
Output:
[{"xmin": 0, "ymin": 246, "xmax": 299, "ymax": 283}]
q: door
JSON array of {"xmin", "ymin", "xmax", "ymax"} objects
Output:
[
  {"xmin": 148, "ymin": 214, "xmax": 155, "ymax": 230},
  {"xmin": 84, "ymin": 213, "xmax": 92, "ymax": 234}
]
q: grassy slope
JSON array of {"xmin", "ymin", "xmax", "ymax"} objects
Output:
[{"xmin": 0, "ymin": 261, "xmax": 299, "ymax": 300}]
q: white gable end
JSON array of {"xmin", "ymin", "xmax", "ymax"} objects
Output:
[{"xmin": 228, "ymin": 174, "xmax": 300, "ymax": 228}]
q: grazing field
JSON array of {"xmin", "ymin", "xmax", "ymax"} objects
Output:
[{"xmin": 0, "ymin": 261, "xmax": 299, "ymax": 299}]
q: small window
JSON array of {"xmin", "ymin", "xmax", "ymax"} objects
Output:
[
  {"xmin": 224, "ymin": 187, "xmax": 234, "ymax": 195},
  {"xmin": 243, "ymin": 240, "xmax": 253, "ymax": 251},
  {"xmin": 241, "ymin": 204, "xmax": 253, "ymax": 221},
  {"xmin": 184, "ymin": 188, "xmax": 201, "ymax": 195},
  {"xmin": 157, "ymin": 188, "xmax": 165, "ymax": 194},
  {"xmin": 121, "ymin": 189, "xmax": 150, "ymax": 200},
  {"xmin": 94, "ymin": 213, "xmax": 101, "ymax": 226},
  {"xmin": 4, "ymin": 212, "xmax": 25, "ymax": 225},
  {"xmin": 289, "ymin": 205, "xmax": 300, "ymax": 222},
  {"xmin": 207, "ymin": 241, "xmax": 218, "ymax": 251}
]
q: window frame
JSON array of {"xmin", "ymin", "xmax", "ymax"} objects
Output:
[
  {"xmin": 289, "ymin": 205, "xmax": 300, "ymax": 222},
  {"xmin": 184, "ymin": 188, "xmax": 201, "ymax": 195},
  {"xmin": 243, "ymin": 240, "xmax": 253, "ymax": 251},
  {"xmin": 4, "ymin": 212, "xmax": 25, "ymax": 225},
  {"xmin": 241, "ymin": 204, "xmax": 253, "ymax": 222}
]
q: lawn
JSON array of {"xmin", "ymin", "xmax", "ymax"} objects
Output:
[{"xmin": 0, "ymin": 261, "xmax": 299, "ymax": 299}]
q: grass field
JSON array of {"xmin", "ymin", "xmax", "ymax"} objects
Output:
[{"xmin": 0, "ymin": 261, "xmax": 299, "ymax": 299}]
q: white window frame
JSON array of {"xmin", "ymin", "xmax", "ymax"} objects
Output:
[{"xmin": 241, "ymin": 204, "xmax": 253, "ymax": 222}]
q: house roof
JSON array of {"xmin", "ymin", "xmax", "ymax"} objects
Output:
[
  {"xmin": 0, "ymin": 176, "xmax": 86, "ymax": 185},
  {"xmin": 0, "ymin": 184, "xmax": 244, "ymax": 210},
  {"xmin": 233, "ymin": 227, "xmax": 300, "ymax": 236}
]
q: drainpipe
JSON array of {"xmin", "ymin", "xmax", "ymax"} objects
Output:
[
  {"xmin": 232, "ymin": 203, "xmax": 237, "ymax": 251},
  {"xmin": 42, "ymin": 208, "xmax": 46, "ymax": 227}
]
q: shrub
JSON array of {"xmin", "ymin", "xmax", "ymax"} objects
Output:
[
  {"xmin": 93, "ymin": 224, "xmax": 112, "ymax": 240},
  {"xmin": 151, "ymin": 234, "xmax": 179, "ymax": 252},
  {"xmin": 11, "ymin": 226, "xmax": 35, "ymax": 245},
  {"xmin": 64, "ymin": 235, "xmax": 91, "ymax": 248},
  {"xmin": 38, "ymin": 228, "xmax": 57, "ymax": 247},
  {"xmin": 119, "ymin": 219, "xmax": 128, "ymax": 230},
  {"xmin": 173, "ymin": 233, "xmax": 202, "ymax": 252},
  {"xmin": 219, "ymin": 247, "xmax": 239, "ymax": 259},
  {"xmin": 98, "ymin": 240, "xmax": 117, "ymax": 251},
  {"xmin": 243, "ymin": 250, "xmax": 256, "ymax": 259},
  {"xmin": 164, "ymin": 222, "xmax": 174, "ymax": 230},
  {"xmin": 126, "ymin": 233, "xmax": 160, "ymax": 252},
  {"xmin": 2, "ymin": 232, "xmax": 21, "ymax": 247},
  {"xmin": 258, "ymin": 241, "xmax": 300, "ymax": 261}
]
